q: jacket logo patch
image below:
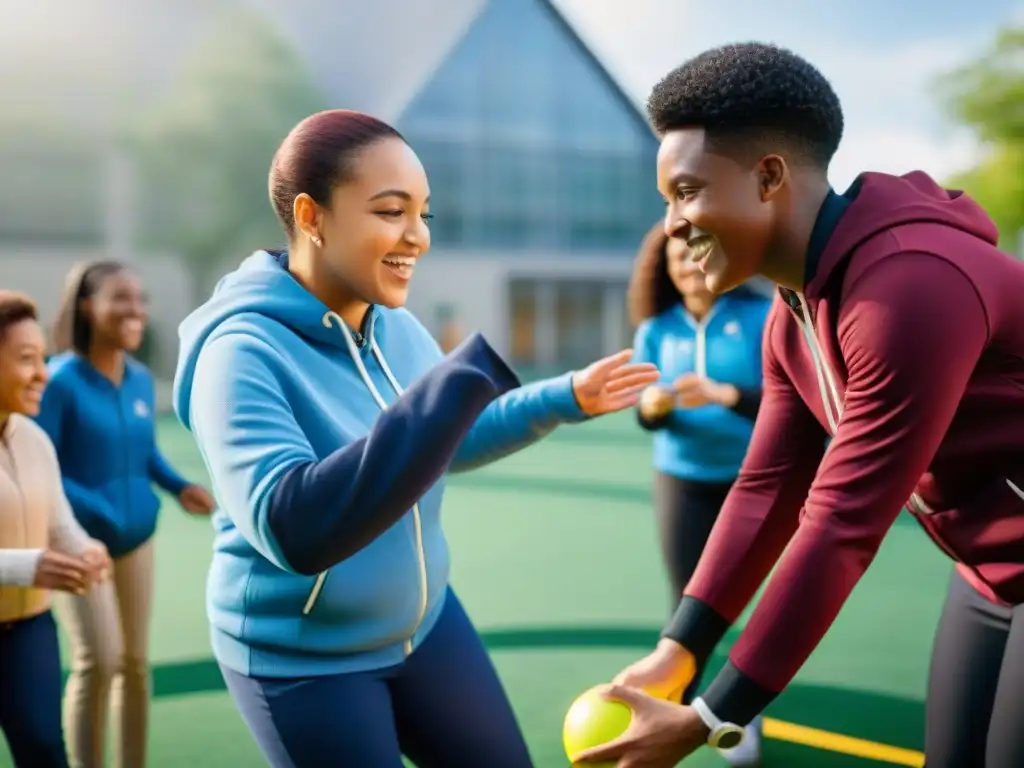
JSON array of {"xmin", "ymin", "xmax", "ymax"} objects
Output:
[
  {"xmin": 724, "ymin": 320, "xmax": 741, "ymax": 336},
  {"xmin": 134, "ymin": 399, "xmax": 150, "ymax": 419}
]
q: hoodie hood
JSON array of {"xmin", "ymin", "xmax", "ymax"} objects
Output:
[
  {"xmin": 807, "ymin": 171, "xmax": 1000, "ymax": 298},
  {"xmin": 173, "ymin": 250, "xmax": 375, "ymax": 430}
]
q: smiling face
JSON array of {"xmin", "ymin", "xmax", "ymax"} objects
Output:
[
  {"xmin": 295, "ymin": 136, "xmax": 432, "ymax": 313},
  {"xmin": 657, "ymin": 127, "xmax": 787, "ymax": 294},
  {"xmin": 665, "ymin": 236, "xmax": 712, "ymax": 300},
  {"xmin": 0, "ymin": 317, "xmax": 47, "ymax": 417},
  {"xmin": 81, "ymin": 269, "xmax": 147, "ymax": 352}
]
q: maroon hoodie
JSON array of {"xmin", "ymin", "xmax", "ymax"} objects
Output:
[{"xmin": 664, "ymin": 171, "xmax": 1024, "ymax": 724}]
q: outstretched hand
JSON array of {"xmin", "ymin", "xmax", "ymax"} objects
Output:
[{"xmin": 572, "ymin": 350, "xmax": 660, "ymax": 417}]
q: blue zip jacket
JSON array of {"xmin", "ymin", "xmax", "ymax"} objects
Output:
[
  {"xmin": 173, "ymin": 250, "xmax": 586, "ymax": 678},
  {"xmin": 34, "ymin": 354, "xmax": 191, "ymax": 557},
  {"xmin": 633, "ymin": 291, "xmax": 771, "ymax": 483}
]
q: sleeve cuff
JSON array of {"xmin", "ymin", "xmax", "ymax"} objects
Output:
[
  {"xmin": 728, "ymin": 386, "xmax": 761, "ymax": 420},
  {"xmin": 0, "ymin": 549, "xmax": 43, "ymax": 587},
  {"xmin": 661, "ymin": 595, "xmax": 731, "ymax": 667},
  {"xmin": 167, "ymin": 475, "xmax": 191, "ymax": 496},
  {"xmin": 449, "ymin": 333, "xmax": 521, "ymax": 396},
  {"xmin": 701, "ymin": 660, "xmax": 780, "ymax": 726},
  {"xmin": 545, "ymin": 371, "xmax": 588, "ymax": 422},
  {"xmin": 636, "ymin": 407, "xmax": 671, "ymax": 431}
]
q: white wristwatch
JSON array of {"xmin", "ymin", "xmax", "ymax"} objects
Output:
[{"xmin": 691, "ymin": 697, "xmax": 745, "ymax": 750}]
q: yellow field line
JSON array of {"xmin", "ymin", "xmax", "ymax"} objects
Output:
[{"xmin": 763, "ymin": 717, "xmax": 925, "ymax": 766}]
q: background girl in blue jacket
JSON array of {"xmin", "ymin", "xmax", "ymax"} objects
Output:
[
  {"xmin": 36, "ymin": 261, "xmax": 216, "ymax": 768},
  {"xmin": 173, "ymin": 109, "xmax": 659, "ymax": 767},
  {"xmin": 627, "ymin": 223, "xmax": 771, "ymax": 766}
]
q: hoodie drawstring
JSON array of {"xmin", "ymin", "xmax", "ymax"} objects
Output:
[
  {"xmin": 795, "ymin": 294, "xmax": 942, "ymax": 516},
  {"xmin": 796, "ymin": 293, "xmax": 843, "ymax": 434},
  {"xmin": 301, "ymin": 312, "xmax": 429, "ymax": 656}
]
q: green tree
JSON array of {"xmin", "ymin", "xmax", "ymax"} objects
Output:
[
  {"xmin": 947, "ymin": 144, "xmax": 1024, "ymax": 251},
  {"xmin": 129, "ymin": 7, "xmax": 326, "ymax": 303},
  {"xmin": 939, "ymin": 27, "xmax": 1024, "ymax": 144},
  {"xmin": 937, "ymin": 26, "xmax": 1024, "ymax": 253}
]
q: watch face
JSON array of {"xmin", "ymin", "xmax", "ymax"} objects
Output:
[{"xmin": 714, "ymin": 728, "xmax": 744, "ymax": 750}]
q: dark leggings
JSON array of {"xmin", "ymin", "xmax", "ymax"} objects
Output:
[
  {"xmin": 925, "ymin": 569, "xmax": 1024, "ymax": 767},
  {"xmin": 653, "ymin": 471, "xmax": 733, "ymax": 702},
  {"xmin": 221, "ymin": 588, "xmax": 533, "ymax": 768},
  {"xmin": 0, "ymin": 611, "xmax": 69, "ymax": 767}
]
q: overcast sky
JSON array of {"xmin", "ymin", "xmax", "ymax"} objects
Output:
[{"xmin": 556, "ymin": 0, "xmax": 1023, "ymax": 190}]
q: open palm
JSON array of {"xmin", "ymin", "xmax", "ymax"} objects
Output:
[{"xmin": 572, "ymin": 349, "xmax": 660, "ymax": 416}]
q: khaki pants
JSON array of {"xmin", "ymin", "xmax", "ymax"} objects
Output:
[{"xmin": 57, "ymin": 539, "xmax": 154, "ymax": 768}]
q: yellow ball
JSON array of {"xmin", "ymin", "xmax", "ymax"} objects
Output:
[{"xmin": 562, "ymin": 685, "xmax": 632, "ymax": 766}]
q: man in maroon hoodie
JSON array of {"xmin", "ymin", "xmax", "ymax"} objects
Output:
[{"xmin": 573, "ymin": 42, "xmax": 1024, "ymax": 768}]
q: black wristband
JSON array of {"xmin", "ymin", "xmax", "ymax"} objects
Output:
[
  {"xmin": 661, "ymin": 595, "xmax": 731, "ymax": 668},
  {"xmin": 701, "ymin": 661, "xmax": 779, "ymax": 726},
  {"xmin": 636, "ymin": 406, "xmax": 672, "ymax": 431},
  {"xmin": 727, "ymin": 386, "xmax": 761, "ymax": 421}
]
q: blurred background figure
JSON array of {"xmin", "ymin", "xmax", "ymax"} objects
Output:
[
  {"xmin": 628, "ymin": 224, "xmax": 770, "ymax": 765},
  {"xmin": 35, "ymin": 263, "xmax": 214, "ymax": 768},
  {"xmin": 0, "ymin": 291, "xmax": 109, "ymax": 768}
]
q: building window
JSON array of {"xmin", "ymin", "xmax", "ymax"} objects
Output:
[
  {"xmin": 0, "ymin": 141, "xmax": 104, "ymax": 244},
  {"xmin": 508, "ymin": 279, "xmax": 537, "ymax": 367},
  {"xmin": 395, "ymin": 0, "xmax": 663, "ymax": 253},
  {"xmin": 434, "ymin": 303, "xmax": 463, "ymax": 353},
  {"xmin": 555, "ymin": 281, "xmax": 605, "ymax": 367}
]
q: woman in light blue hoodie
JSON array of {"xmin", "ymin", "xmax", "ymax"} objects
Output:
[{"xmin": 173, "ymin": 109, "xmax": 659, "ymax": 767}]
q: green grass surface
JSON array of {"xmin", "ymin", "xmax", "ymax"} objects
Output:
[{"xmin": 0, "ymin": 412, "xmax": 950, "ymax": 766}]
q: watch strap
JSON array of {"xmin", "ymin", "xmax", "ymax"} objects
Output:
[
  {"xmin": 692, "ymin": 696, "xmax": 745, "ymax": 749},
  {"xmin": 691, "ymin": 697, "xmax": 723, "ymax": 732}
]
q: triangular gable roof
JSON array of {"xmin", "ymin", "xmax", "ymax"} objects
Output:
[
  {"xmin": 536, "ymin": 0, "xmax": 654, "ymax": 135},
  {"xmin": 254, "ymin": 0, "xmax": 653, "ymax": 134}
]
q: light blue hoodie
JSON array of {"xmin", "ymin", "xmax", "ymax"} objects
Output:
[
  {"xmin": 173, "ymin": 251, "xmax": 586, "ymax": 678},
  {"xmin": 633, "ymin": 290, "xmax": 771, "ymax": 482}
]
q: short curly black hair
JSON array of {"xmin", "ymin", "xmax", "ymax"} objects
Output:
[{"xmin": 647, "ymin": 42, "xmax": 844, "ymax": 168}]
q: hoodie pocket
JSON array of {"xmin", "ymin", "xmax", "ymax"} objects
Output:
[
  {"xmin": 298, "ymin": 519, "xmax": 424, "ymax": 633},
  {"xmin": 910, "ymin": 477, "xmax": 1024, "ymax": 604}
]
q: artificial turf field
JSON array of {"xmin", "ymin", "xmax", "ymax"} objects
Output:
[{"xmin": 1, "ymin": 411, "xmax": 948, "ymax": 767}]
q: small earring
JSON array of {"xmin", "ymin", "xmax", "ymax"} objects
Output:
[{"xmin": 311, "ymin": 234, "xmax": 322, "ymax": 247}]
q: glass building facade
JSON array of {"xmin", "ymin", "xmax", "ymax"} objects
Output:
[{"xmin": 395, "ymin": 0, "xmax": 662, "ymax": 253}]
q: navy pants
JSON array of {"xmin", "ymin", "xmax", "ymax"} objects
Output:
[
  {"xmin": 0, "ymin": 611, "xmax": 69, "ymax": 768},
  {"xmin": 221, "ymin": 590, "xmax": 534, "ymax": 767}
]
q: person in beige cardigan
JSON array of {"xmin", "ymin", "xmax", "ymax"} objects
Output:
[{"xmin": 0, "ymin": 291, "xmax": 109, "ymax": 768}]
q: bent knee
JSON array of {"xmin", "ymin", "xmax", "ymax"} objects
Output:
[
  {"xmin": 68, "ymin": 641, "xmax": 127, "ymax": 681},
  {"xmin": 121, "ymin": 654, "xmax": 150, "ymax": 682}
]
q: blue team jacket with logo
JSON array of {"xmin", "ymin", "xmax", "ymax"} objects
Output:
[
  {"xmin": 35, "ymin": 353, "xmax": 191, "ymax": 557},
  {"xmin": 632, "ymin": 291, "xmax": 771, "ymax": 482}
]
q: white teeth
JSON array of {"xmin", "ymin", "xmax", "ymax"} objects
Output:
[{"xmin": 383, "ymin": 257, "xmax": 415, "ymax": 266}]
